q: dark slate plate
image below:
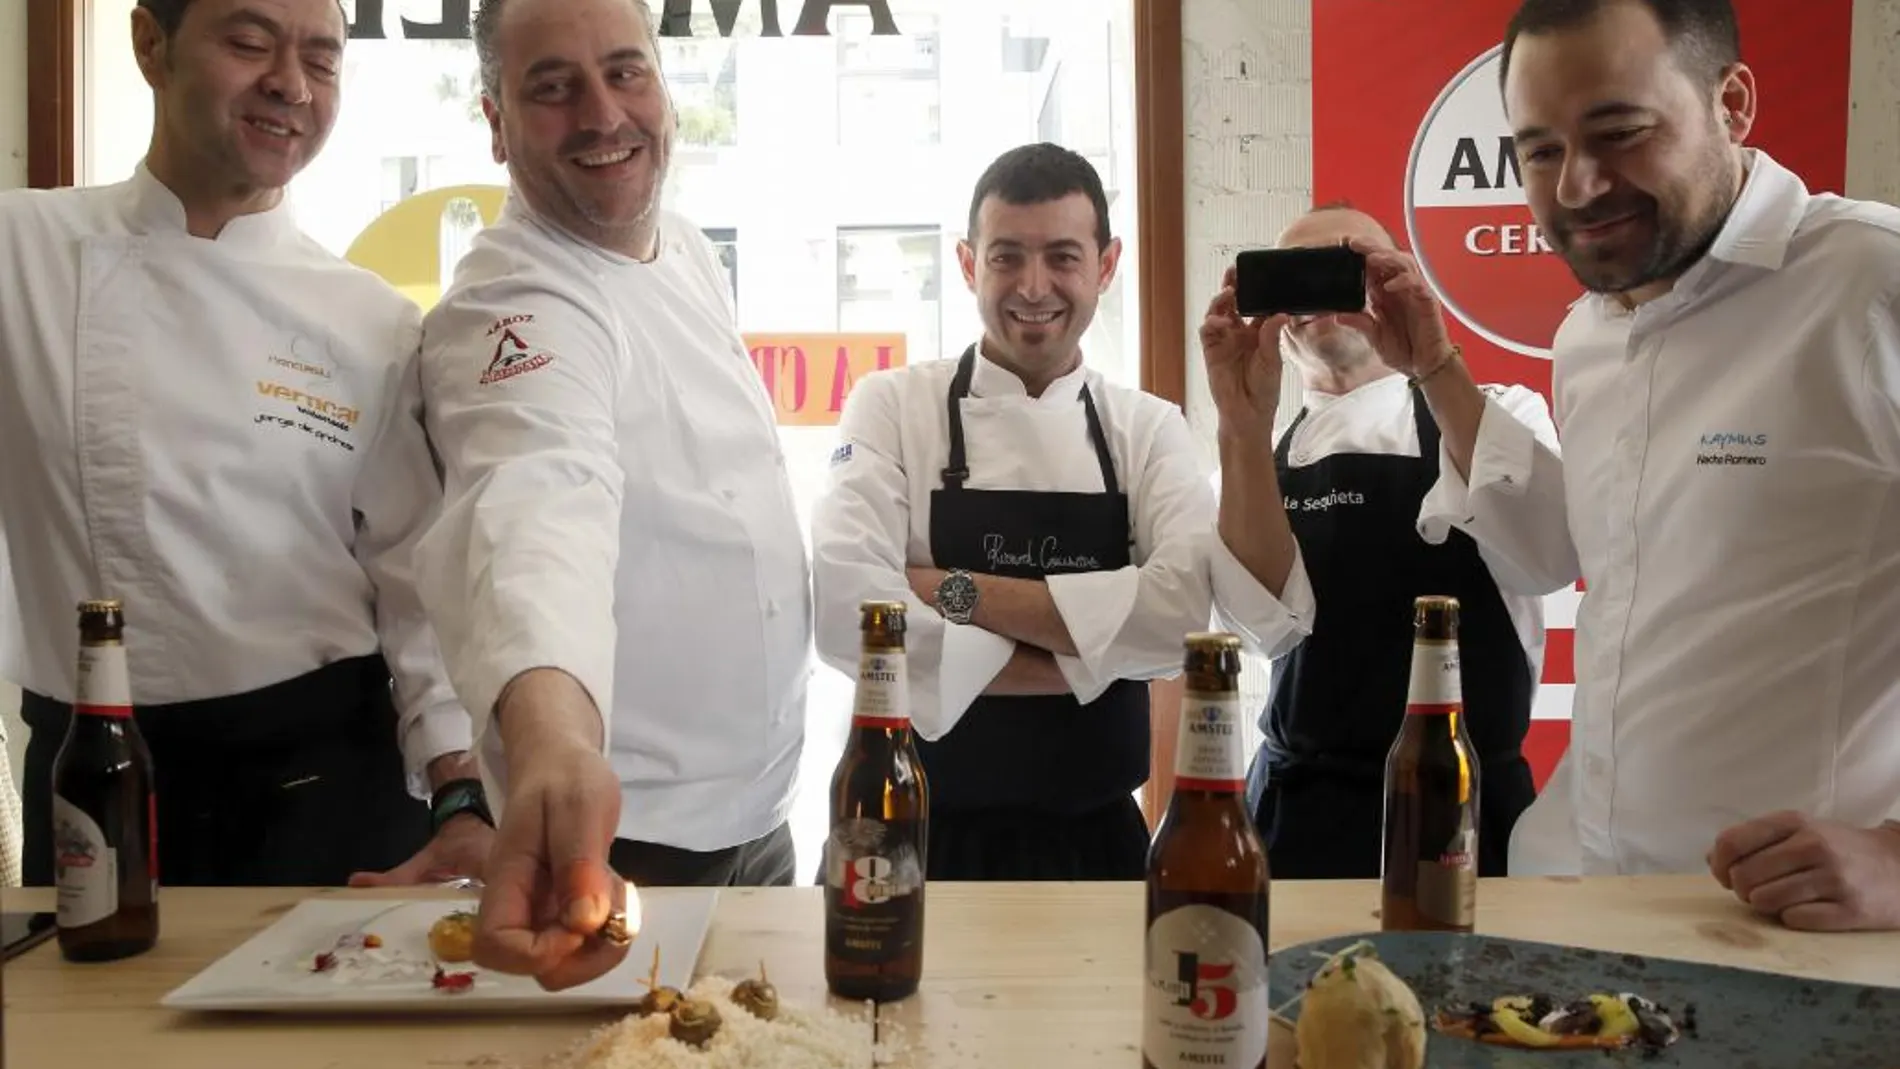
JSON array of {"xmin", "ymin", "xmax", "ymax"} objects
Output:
[{"xmin": 1267, "ymin": 931, "xmax": 1900, "ymax": 1069}]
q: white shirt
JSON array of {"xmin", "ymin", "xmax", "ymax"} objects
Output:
[
  {"xmin": 810, "ymin": 348, "xmax": 1312, "ymax": 740},
  {"xmin": 0, "ymin": 166, "xmax": 470, "ymax": 794},
  {"xmin": 1426, "ymin": 149, "xmax": 1900, "ymax": 874},
  {"xmin": 416, "ymin": 199, "xmax": 810, "ymax": 852},
  {"xmin": 1274, "ymin": 373, "xmax": 1557, "ymax": 680}
]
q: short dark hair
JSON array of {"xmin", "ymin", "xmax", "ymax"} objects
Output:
[
  {"xmin": 966, "ymin": 143, "xmax": 1113, "ymax": 251},
  {"xmin": 136, "ymin": 0, "xmax": 196, "ymax": 36},
  {"xmin": 1500, "ymin": 0, "xmax": 1740, "ymax": 94},
  {"xmin": 1306, "ymin": 199, "xmax": 1399, "ymax": 246},
  {"xmin": 475, "ymin": 0, "xmax": 655, "ymax": 101}
]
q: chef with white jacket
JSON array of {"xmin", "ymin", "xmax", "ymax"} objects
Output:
[
  {"xmin": 1423, "ymin": 1, "xmax": 1900, "ymax": 930},
  {"xmin": 811, "ymin": 143, "xmax": 1311, "ymax": 882},
  {"xmin": 0, "ymin": 0, "xmax": 481, "ymax": 888}
]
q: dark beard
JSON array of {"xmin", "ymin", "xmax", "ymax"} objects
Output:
[{"xmin": 1557, "ymin": 151, "xmax": 1738, "ymax": 295}]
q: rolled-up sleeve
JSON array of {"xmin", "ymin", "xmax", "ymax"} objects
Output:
[
  {"xmin": 414, "ymin": 273, "xmax": 625, "ymax": 766},
  {"xmin": 1417, "ymin": 386, "xmax": 1580, "ymax": 596},
  {"xmin": 811, "ymin": 374, "xmax": 1014, "ymax": 741},
  {"xmin": 1045, "ymin": 408, "xmax": 1225, "ymax": 701},
  {"xmin": 350, "ymin": 318, "xmax": 474, "ymax": 799}
]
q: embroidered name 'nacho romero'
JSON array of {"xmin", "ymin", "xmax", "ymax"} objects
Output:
[{"xmin": 479, "ymin": 324, "xmax": 555, "ymax": 385}]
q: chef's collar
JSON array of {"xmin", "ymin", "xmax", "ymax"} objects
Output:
[
  {"xmin": 970, "ymin": 341, "xmax": 1089, "ymax": 403},
  {"xmin": 1581, "ymin": 147, "xmax": 1807, "ymax": 317},
  {"xmin": 121, "ymin": 161, "xmax": 299, "ymax": 247},
  {"xmin": 1300, "ymin": 368, "xmax": 1407, "ymax": 414}
]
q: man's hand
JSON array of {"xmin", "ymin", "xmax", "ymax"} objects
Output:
[
  {"xmin": 474, "ymin": 669, "xmax": 629, "ymax": 990},
  {"xmin": 1336, "ymin": 237, "xmax": 1455, "ymax": 377},
  {"xmin": 1200, "ymin": 265, "xmax": 1289, "ymax": 444},
  {"xmin": 1708, "ymin": 811, "xmax": 1900, "ymax": 932},
  {"xmin": 348, "ymin": 813, "xmax": 494, "ymax": 887}
]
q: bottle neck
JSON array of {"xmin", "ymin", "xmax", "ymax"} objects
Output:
[
  {"xmin": 1404, "ymin": 636, "xmax": 1461, "ymax": 716},
  {"xmin": 1170, "ymin": 684, "xmax": 1246, "ymax": 794},
  {"xmin": 851, "ymin": 645, "xmax": 910, "ymax": 729},
  {"xmin": 74, "ymin": 641, "xmax": 133, "ymax": 719}
]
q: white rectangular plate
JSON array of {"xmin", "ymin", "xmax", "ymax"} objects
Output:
[{"xmin": 161, "ymin": 889, "xmax": 718, "ymax": 1014}]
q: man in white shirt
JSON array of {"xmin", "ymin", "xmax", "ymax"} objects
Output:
[
  {"xmin": 414, "ymin": 0, "xmax": 805, "ymax": 986},
  {"xmin": 811, "ymin": 143, "xmax": 1309, "ymax": 882},
  {"xmin": 1422, "ymin": 0, "xmax": 1900, "ymax": 928},
  {"xmin": 1198, "ymin": 203, "xmax": 1559, "ymax": 880},
  {"xmin": 0, "ymin": 0, "xmax": 485, "ymax": 888}
]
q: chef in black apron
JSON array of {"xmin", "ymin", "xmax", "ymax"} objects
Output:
[
  {"xmin": 913, "ymin": 344, "xmax": 1154, "ymax": 880},
  {"xmin": 812, "ymin": 143, "xmax": 1305, "ymax": 882},
  {"xmin": 1218, "ymin": 203, "xmax": 1550, "ymax": 879}
]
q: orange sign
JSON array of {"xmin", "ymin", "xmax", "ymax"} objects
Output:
[{"xmin": 745, "ymin": 333, "xmax": 906, "ymax": 426}]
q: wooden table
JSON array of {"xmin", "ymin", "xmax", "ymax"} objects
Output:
[{"xmin": 5, "ymin": 876, "xmax": 1898, "ymax": 1067}]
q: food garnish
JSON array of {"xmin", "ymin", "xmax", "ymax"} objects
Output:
[
  {"xmin": 431, "ymin": 966, "xmax": 477, "ymax": 994},
  {"xmin": 634, "ymin": 945, "xmax": 686, "ymax": 1018},
  {"xmin": 730, "ymin": 961, "xmax": 779, "ymax": 1021},
  {"xmin": 1433, "ymin": 991, "xmax": 1686, "ymax": 1053}
]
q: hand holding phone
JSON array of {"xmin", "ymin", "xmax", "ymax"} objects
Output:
[{"xmin": 1232, "ymin": 244, "xmax": 1367, "ymax": 318}]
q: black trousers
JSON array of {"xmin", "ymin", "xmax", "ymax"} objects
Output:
[
  {"xmin": 22, "ymin": 655, "xmax": 430, "ymax": 888},
  {"xmin": 610, "ymin": 821, "xmax": 797, "ymax": 887}
]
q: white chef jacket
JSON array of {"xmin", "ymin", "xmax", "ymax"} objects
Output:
[
  {"xmin": 1423, "ymin": 149, "xmax": 1900, "ymax": 874},
  {"xmin": 0, "ymin": 165, "xmax": 471, "ymax": 794},
  {"xmin": 810, "ymin": 347, "xmax": 1314, "ymax": 741},
  {"xmin": 415, "ymin": 197, "xmax": 810, "ymax": 853},
  {"xmin": 1271, "ymin": 372, "xmax": 1558, "ymax": 676}
]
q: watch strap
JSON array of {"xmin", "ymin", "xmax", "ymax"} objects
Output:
[{"xmin": 430, "ymin": 777, "xmax": 495, "ymax": 834}]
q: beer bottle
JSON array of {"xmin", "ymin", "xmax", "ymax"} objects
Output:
[
  {"xmin": 1143, "ymin": 632, "xmax": 1270, "ymax": 1069},
  {"xmin": 823, "ymin": 600, "xmax": 928, "ymax": 1002},
  {"xmin": 1381, "ymin": 595, "xmax": 1480, "ymax": 933},
  {"xmin": 52, "ymin": 599, "xmax": 159, "ymax": 962}
]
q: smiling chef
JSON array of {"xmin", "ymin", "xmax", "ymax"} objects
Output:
[
  {"xmin": 811, "ymin": 143, "xmax": 1311, "ymax": 882},
  {"xmin": 0, "ymin": 0, "xmax": 483, "ymax": 888}
]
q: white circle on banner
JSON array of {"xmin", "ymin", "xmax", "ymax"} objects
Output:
[{"xmin": 1404, "ymin": 45, "xmax": 1587, "ymax": 360}]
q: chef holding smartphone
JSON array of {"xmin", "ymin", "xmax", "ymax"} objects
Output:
[{"xmin": 1209, "ymin": 201, "xmax": 1560, "ymax": 879}]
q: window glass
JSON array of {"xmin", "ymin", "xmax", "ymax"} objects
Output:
[{"xmin": 84, "ymin": 0, "xmax": 1143, "ymax": 872}]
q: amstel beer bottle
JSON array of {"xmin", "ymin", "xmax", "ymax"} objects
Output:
[
  {"xmin": 52, "ymin": 599, "xmax": 159, "ymax": 962},
  {"xmin": 824, "ymin": 600, "xmax": 928, "ymax": 1001},
  {"xmin": 1143, "ymin": 632, "xmax": 1270, "ymax": 1069},
  {"xmin": 1381, "ymin": 595, "xmax": 1480, "ymax": 932}
]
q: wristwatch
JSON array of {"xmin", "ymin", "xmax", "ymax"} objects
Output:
[
  {"xmin": 430, "ymin": 777, "xmax": 495, "ymax": 835},
  {"xmin": 934, "ymin": 569, "xmax": 980, "ymax": 625}
]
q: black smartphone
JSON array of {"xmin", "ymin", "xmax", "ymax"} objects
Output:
[
  {"xmin": 1, "ymin": 911, "xmax": 56, "ymax": 961},
  {"xmin": 1233, "ymin": 245, "xmax": 1367, "ymax": 317}
]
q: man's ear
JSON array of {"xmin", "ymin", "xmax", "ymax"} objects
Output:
[
  {"xmin": 1097, "ymin": 236, "xmax": 1123, "ymax": 292},
  {"xmin": 130, "ymin": 7, "xmax": 170, "ymax": 90}
]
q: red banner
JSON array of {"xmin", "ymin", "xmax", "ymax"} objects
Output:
[{"xmin": 1313, "ymin": 1, "xmax": 1854, "ymax": 787}]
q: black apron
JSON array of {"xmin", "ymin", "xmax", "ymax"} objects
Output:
[
  {"xmin": 917, "ymin": 346, "xmax": 1152, "ymax": 881},
  {"xmin": 22, "ymin": 654, "xmax": 431, "ymax": 887},
  {"xmin": 1249, "ymin": 385, "xmax": 1536, "ymax": 879}
]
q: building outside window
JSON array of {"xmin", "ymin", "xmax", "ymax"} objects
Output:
[{"xmin": 80, "ymin": 0, "xmax": 1149, "ymax": 873}]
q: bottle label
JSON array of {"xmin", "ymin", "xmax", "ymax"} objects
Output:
[
  {"xmin": 851, "ymin": 649, "xmax": 909, "ymax": 728},
  {"xmin": 823, "ymin": 816, "xmax": 925, "ymax": 965},
  {"xmin": 1417, "ymin": 822, "xmax": 1478, "ymax": 927},
  {"xmin": 1405, "ymin": 640, "xmax": 1461, "ymax": 714},
  {"xmin": 53, "ymin": 795, "xmax": 118, "ymax": 929},
  {"xmin": 75, "ymin": 643, "xmax": 133, "ymax": 718},
  {"xmin": 1143, "ymin": 904, "xmax": 1269, "ymax": 1068},
  {"xmin": 1172, "ymin": 692, "xmax": 1245, "ymax": 791}
]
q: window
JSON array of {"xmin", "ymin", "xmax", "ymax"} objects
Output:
[
  {"xmin": 837, "ymin": 226, "xmax": 941, "ymax": 361},
  {"xmin": 836, "ymin": 13, "xmax": 941, "ymax": 147},
  {"xmin": 703, "ymin": 227, "xmax": 740, "ymax": 303},
  {"xmin": 76, "ymin": 0, "xmax": 1152, "ymax": 877},
  {"xmin": 667, "ymin": 12, "xmax": 741, "ymax": 149}
]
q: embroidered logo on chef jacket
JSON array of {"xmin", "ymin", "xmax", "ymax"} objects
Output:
[
  {"xmin": 830, "ymin": 442, "xmax": 854, "ymax": 466},
  {"xmin": 265, "ymin": 334, "xmax": 336, "ymax": 384},
  {"xmin": 253, "ymin": 379, "xmax": 362, "ymax": 452},
  {"xmin": 478, "ymin": 322, "xmax": 555, "ymax": 386},
  {"xmin": 1694, "ymin": 431, "xmax": 1770, "ymax": 467}
]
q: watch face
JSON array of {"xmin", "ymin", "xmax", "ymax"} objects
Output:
[{"xmin": 939, "ymin": 573, "xmax": 979, "ymax": 619}]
